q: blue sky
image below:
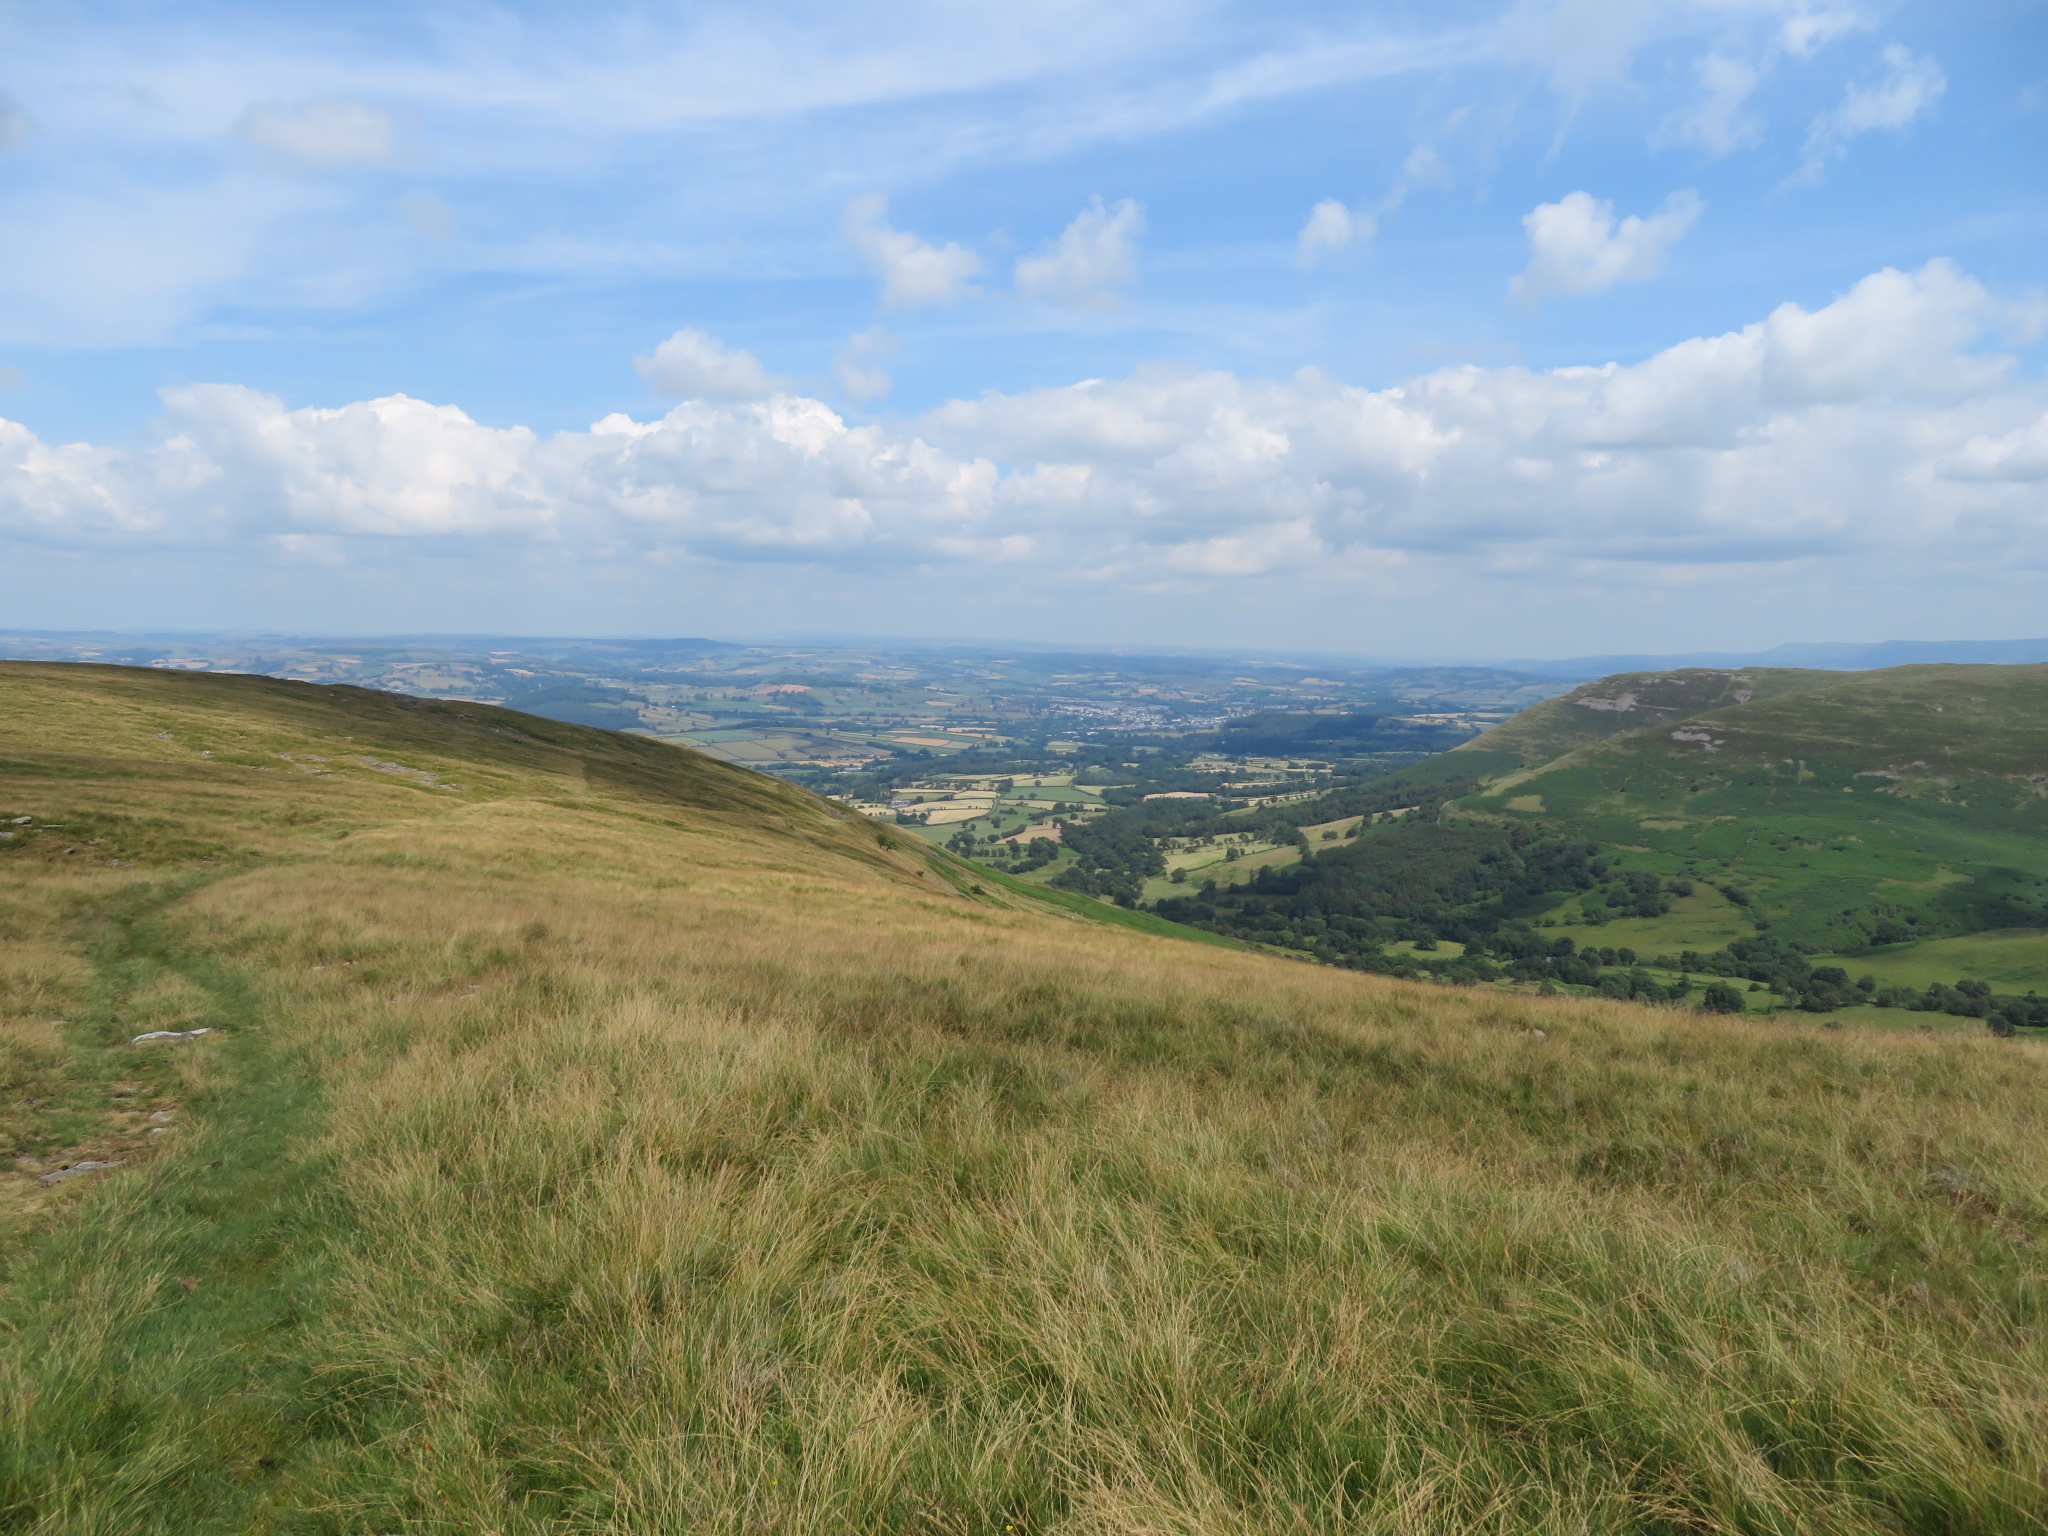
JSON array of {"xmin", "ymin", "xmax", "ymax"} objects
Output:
[{"xmin": 0, "ymin": 0, "xmax": 2043, "ymax": 656}]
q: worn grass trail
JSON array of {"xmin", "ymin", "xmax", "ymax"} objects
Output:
[
  {"xmin": 1, "ymin": 662, "xmax": 2045, "ymax": 1534},
  {"xmin": 0, "ymin": 885, "xmax": 353, "ymax": 1535}
]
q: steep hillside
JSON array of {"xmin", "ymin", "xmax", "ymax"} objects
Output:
[
  {"xmin": 1455, "ymin": 666, "xmax": 1827, "ymax": 771},
  {"xmin": 3, "ymin": 662, "xmax": 2046, "ymax": 1534},
  {"xmin": 1461, "ymin": 663, "xmax": 2048, "ymax": 951}
]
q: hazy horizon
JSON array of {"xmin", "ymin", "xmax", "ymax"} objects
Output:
[{"xmin": 9, "ymin": 625, "xmax": 2048, "ymax": 678}]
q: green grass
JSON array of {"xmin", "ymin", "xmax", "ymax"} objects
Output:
[
  {"xmin": 1384, "ymin": 938, "xmax": 1467, "ymax": 959},
  {"xmin": 1537, "ymin": 886, "xmax": 1755, "ymax": 953},
  {"xmin": 952, "ymin": 854, "xmax": 1251, "ymax": 951},
  {"xmin": 0, "ymin": 884, "xmax": 350, "ymax": 1535},
  {"xmin": 1819, "ymin": 928, "xmax": 2048, "ymax": 992},
  {"xmin": 1453, "ymin": 663, "xmax": 2048, "ymax": 953},
  {"xmin": 1457, "ymin": 667, "xmax": 1825, "ymax": 771},
  {"xmin": 1777, "ymin": 1003, "xmax": 1986, "ymax": 1032},
  {"xmin": 6, "ymin": 661, "xmax": 2048, "ymax": 1534}
]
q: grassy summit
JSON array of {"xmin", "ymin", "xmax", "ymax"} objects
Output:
[{"xmin": 2, "ymin": 660, "xmax": 2046, "ymax": 1534}]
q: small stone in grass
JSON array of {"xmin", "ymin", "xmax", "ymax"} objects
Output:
[
  {"xmin": 39, "ymin": 1160, "xmax": 122, "ymax": 1186},
  {"xmin": 131, "ymin": 1028, "xmax": 214, "ymax": 1044}
]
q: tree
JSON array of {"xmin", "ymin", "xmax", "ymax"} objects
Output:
[{"xmin": 1700, "ymin": 982, "xmax": 1745, "ymax": 1014}]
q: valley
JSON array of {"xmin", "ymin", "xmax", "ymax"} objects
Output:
[
  {"xmin": 856, "ymin": 663, "xmax": 2048, "ymax": 1033},
  {"xmin": 0, "ymin": 630, "xmax": 1561, "ymax": 773}
]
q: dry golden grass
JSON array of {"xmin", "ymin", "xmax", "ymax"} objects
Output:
[{"xmin": 1, "ymin": 660, "xmax": 2045, "ymax": 1534}]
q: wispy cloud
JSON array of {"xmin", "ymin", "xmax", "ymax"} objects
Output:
[
  {"xmin": 1296, "ymin": 200, "xmax": 1375, "ymax": 267},
  {"xmin": 1797, "ymin": 44, "xmax": 1945, "ymax": 180},
  {"xmin": 843, "ymin": 195, "xmax": 982, "ymax": 312},
  {"xmin": 636, "ymin": 330, "xmax": 784, "ymax": 402},
  {"xmin": 834, "ymin": 325, "xmax": 898, "ymax": 403},
  {"xmin": 233, "ymin": 96, "xmax": 398, "ymax": 166},
  {"xmin": 1017, "ymin": 198, "xmax": 1145, "ymax": 310}
]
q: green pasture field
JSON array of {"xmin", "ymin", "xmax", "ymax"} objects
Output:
[
  {"xmin": 940, "ymin": 855, "xmax": 1250, "ymax": 951},
  {"xmin": 1009, "ymin": 786, "xmax": 1103, "ymax": 806},
  {"xmin": 1385, "ymin": 939, "xmax": 1468, "ymax": 959},
  {"xmin": 1301, "ymin": 814, "xmax": 1365, "ymax": 841},
  {"xmin": 1537, "ymin": 886, "xmax": 1756, "ymax": 953},
  {"xmin": 1817, "ymin": 928, "xmax": 2048, "ymax": 992},
  {"xmin": 1145, "ymin": 838, "xmax": 1303, "ymax": 901},
  {"xmin": 1751, "ymin": 1004, "xmax": 1985, "ymax": 1033}
]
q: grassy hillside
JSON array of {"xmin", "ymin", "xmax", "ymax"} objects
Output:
[
  {"xmin": 1455, "ymin": 666, "xmax": 1826, "ymax": 771},
  {"xmin": 3, "ymin": 661, "xmax": 2048, "ymax": 1534},
  {"xmin": 1458, "ymin": 663, "xmax": 2048, "ymax": 954}
]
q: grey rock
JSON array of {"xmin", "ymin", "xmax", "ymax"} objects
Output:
[{"xmin": 39, "ymin": 1160, "xmax": 122, "ymax": 1186}]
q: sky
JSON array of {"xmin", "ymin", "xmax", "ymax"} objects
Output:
[{"xmin": 0, "ymin": 0, "xmax": 2043, "ymax": 658}]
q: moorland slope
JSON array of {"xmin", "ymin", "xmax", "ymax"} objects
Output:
[
  {"xmin": 1456, "ymin": 663, "xmax": 2048, "ymax": 953},
  {"xmin": 2, "ymin": 661, "xmax": 2046, "ymax": 1534},
  {"xmin": 1456, "ymin": 666, "xmax": 1829, "ymax": 771}
]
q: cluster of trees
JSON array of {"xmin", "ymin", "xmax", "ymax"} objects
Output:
[
  {"xmin": 1665, "ymin": 934, "xmax": 2044, "ymax": 1031},
  {"xmin": 1050, "ymin": 861, "xmax": 1146, "ymax": 907},
  {"xmin": 1059, "ymin": 816, "xmax": 1166, "ymax": 892},
  {"xmin": 1580, "ymin": 870, "xmax": 1694, "ymax": 922},
  {"xmin": 1672, "ymin": 937, "xmax": 1870, "ymax": 1008},
  {"xmin": 1154, "ymin": 819, "xmax": 1610, "ymax": 969},
  {"xmin": 949, "ymin": 829, "xmax": 1059, "ymax": 874},
  {"xmin": 1202, "ymin": 710, "xmax": 1475, "ymax": 758},
  {"xmin": 1914, "ymin": 984, "xmax": 2048, "ymax": 1035},
  {"xmin": 1032, "ymin": 774, "xmax": 1435, "ymax": 906}
]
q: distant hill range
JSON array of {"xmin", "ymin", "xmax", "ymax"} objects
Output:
[{"xmin": 1506, "ymin": 638, "xmax": 2048, "ymax": 680}]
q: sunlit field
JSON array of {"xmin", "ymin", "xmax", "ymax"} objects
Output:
[{"xmin": 2, "ymin": 662, "xmax": 2045, "ymax": 1535}]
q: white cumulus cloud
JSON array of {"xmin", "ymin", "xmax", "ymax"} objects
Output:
[
  {"xmin": 1798, "ymin": 45, "xmax": 1945, "ymax": 180},
  {"xmin": 1016, "ymin": 197, "xmax": 1144, "ymax": 310},
  {"xmin": 842, "ymin": 194, "xmax": 981, "ymax": 312},
  {"xmin": 1511, "ymin": 189, "xmax": 1702, "ymax": 301},
  {"xmin": 233, "ymin": 96, "xmax": 398, "ymax": 166},
  {"xmin": 1296, "ymin": 199, "xmax": 1374, "ymax": 267},
  {"xmin": 635, "ymin": 330, "xmax": 782, "ymax": 402},
  {"xmin": 1, "ymin": 262, "xmax": 2041, "ymax": 595}
]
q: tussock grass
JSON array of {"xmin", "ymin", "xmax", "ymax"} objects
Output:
[{"xmin": 1, "ymin": 662, "xmax": 2045, "ymax": 1533}]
